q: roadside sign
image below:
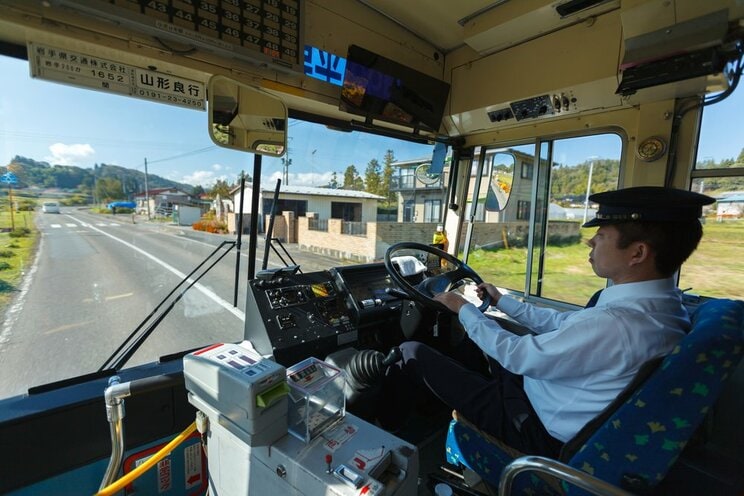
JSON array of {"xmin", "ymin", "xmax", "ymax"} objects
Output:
[{"xmin": 0, "ymin": 172, "xmax": 18, "ymax": 185}]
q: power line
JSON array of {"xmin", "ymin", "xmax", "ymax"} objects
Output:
[{"xmin": 146, "ymin": 146, "xmax": 218, "ymax": 165}]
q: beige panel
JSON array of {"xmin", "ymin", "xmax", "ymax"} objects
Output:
[
  {"xmin": 449, "ymin": 10, "xmax": 621, "ymax": 116},
  {"xmin": 626, "ymin": 100, "xmax": 675, "ymax": 187}
]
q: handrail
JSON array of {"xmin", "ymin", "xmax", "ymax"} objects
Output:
[{"xmin": 499, "ymin": 456, "xmax": 635, "ymax": 496}]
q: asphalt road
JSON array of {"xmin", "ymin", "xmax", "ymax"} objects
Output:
[{"xmin": 0, "ymin": 208, "xmax": 350, "ymax": 399}]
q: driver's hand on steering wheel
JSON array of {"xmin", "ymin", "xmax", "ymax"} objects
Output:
[
  {"xmin": 476, "ymin": 283, "xmax": 502, "ymax": 305},
  {"xmin": 433, "ymin": 292, "xmax": 468, "ymax": 313}
]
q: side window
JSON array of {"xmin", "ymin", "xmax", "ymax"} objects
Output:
[
  {"xmin": 464, "ymin": 134, "xmax": 622, "ymax": 306},
  {"xmin": 423, "ymin": 199, "xmax": 441, "ymax": 223},
  {"xmin": 521, "ymin": 161, "xmax": 533, "ymax": 179},
  {"xmin": 680, "ymin": 90, "xmax": 744, "ymax": 300},
  {"xmin": 534, "ymin": 134, "xmax": 622, "ymax": 305},
  {"xmin": 403, "ymin": 200, "xmax": 414, "ymax": 222},
  {"xmin": 516, "ymin": 200, "xmax": 530, "ymax": 220}
]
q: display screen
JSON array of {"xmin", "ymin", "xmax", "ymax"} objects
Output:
[
  {"xmin": 311, "ymin": 282, "xmax": 332, "ymax": 298},
  {"xmin": 339, "ymin": 45, "xmax": 450, "ymax": 132}
]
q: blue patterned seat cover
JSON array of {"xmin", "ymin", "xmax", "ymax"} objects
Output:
[{"xmin": 445, "ymin": 298, "xmax": 744, "ymax": 495}]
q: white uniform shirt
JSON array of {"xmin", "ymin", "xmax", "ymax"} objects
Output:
[{"xmin": 458, "ymin": 277, "xmax": 689, "ymax": 442}]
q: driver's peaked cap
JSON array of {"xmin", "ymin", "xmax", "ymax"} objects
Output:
[{"xmin": 582, "ymin": 186, "xmax": 715, "ymax": 228}]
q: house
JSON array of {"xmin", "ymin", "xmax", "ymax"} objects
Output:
[
  {"xmin": 716, "ymin": 193, "xmax": 744, "ymax": 220},
  {"xmin": 390, "ymin": 148, "xmax": 536, "ymax": 224},
  {"xmin": 549, "ymin": 203, "xmax": 597, "ymax": 221},
  {"xmin": 229, "ymin": 183, "xmax": 384, "ymax": 240},
  {"xmin": 389, "ymin": 157, "xmax": 447, "ymax": 223},
  {"xmin": 133, "ymin": 188, "xmax": 195, "ymax": 217}
]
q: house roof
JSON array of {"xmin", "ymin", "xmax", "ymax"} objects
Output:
[
  {"xmin": 133, "ymin": 188, "xmax": 189, "ymax": 198},
  {"xmin": 718, "ymin": 194, "xmax": 744, "ymax": 203},
  {"xmin": 231, "ymin": 183, "xmax": 384, "ymax": 200}
]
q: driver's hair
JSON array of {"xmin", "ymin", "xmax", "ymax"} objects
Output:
[{"xmin": 613, "ymin": 220, "xmax": 703, "ymax": 277}]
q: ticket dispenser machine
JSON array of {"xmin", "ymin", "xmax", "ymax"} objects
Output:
[{"xmin": 184, "ymin": 342, "xmax": 419, "ymax": 496}]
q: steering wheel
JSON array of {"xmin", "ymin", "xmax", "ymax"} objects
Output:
[{"xmin": 384, "ymin": 242, "xmax": 491, "ymax": 313}]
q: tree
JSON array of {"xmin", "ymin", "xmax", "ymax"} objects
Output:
[
  {"xmin": 95, "ymin": 177, "xmax": 125, "ymax": 202},
  {"xmin": 343, "ymin": 165, "xmax": 364, "ymax": 190},
  {"xmin": 328, "ymin": 171, "xmax": 339, "ymax": 189},
  {"xmin": 381, "ymin": 149, "xmax": 396, "ymax": 204},
  {"xmin": 210, "ymin": 179, "xmax": 231, "ymax": 198},
  {"xmin": 364, "ymin": 158, "xmax": 381, "ymax": 195},
  {"xmin": 235, "ymin": 172, "xmax": 251, "ymax": 184},
  {"xmin": 192, "ymin": 185, "xmax": 206, "ymax": 196}
]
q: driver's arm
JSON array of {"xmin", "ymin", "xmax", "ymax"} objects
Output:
[
  {"xmin": 475, "ymin": 282, "xmax": 502, "ymax": 305},
  {"xmin": 435, "ymin": 282, "xmax": 503, "ymax": 312},
  {"xmin": 435, "ymin": 288, "xmax": 575, "ymax": 335},
  {"xmin": 434, "ymin": 292, "xmax": 470, "ymax": 313}
]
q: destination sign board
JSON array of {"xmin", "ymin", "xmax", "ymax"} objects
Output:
[{"xmin": 28, "ymin": 42, "xmax": 206, "ymax": 110}]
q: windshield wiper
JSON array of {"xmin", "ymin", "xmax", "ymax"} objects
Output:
[{"xmin": 98, "ymin": 240, "xmax": 236, "ymax": 372}]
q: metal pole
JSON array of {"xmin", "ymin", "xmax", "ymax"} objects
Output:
[
  {"xmin": 263, "ymin": 179, "xmax": 281, "ymax": 271},
  {"xmin": 8, "ymin": 183, "xmax": 15, "ymax": 231},
  {"xmin": 247, "ymin": 154, "xmax": 262, "ymax": 280},
  {"xmin": 144, "ymin": 158, "xmax": 151, "ymax": 220},
  {"xmin": 583, "ymin": 160, "xmax": 595, "ymax": 225},
  {"xmin": 234, "ymin": 172, "xmax": 246, "ymax": 307}
]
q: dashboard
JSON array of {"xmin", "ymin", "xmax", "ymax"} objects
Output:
[{"xmin": 243, "ymin": 263, "xmax": 404, "ymax": 366}]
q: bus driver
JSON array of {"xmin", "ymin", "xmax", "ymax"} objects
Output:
[{"xmin": 382, "ymin": 186, "xmax": 715, "ymax": 457}]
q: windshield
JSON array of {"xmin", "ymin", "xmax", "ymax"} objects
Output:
[{"xmin": 0, "ymin": 54, "xmax": 435, "ymax": 399}]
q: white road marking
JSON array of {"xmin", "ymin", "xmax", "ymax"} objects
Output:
[
  {"xmin": 66, "ymin": 223, "xmax": 78, "ymax": 227},
  {"xmin": 65, "ymin": 214, "xmax": 245, "ymax": 321},
  {"xmin": 50, "ymin": 224, "xmax": 61, "ymax": 228},
  {"xmin": 1, "ymin": 213, "xmax": 278, "ymax": 353}
]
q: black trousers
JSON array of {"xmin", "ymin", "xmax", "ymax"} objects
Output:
[{"xmin": 382, "ymin": 340, "xmax": 564, "ymax": 457}]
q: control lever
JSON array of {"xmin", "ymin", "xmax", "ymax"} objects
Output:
[
  {"xmin": 385, "ymin": 287, "xmax": 411, "ymax": 300},
  {"xmin": 381, "ymin": 346, "xmax": 402, "ymax": 367},
  {"xmin": 360, "ymin": 298, "xmax": 383, "ymax": 309},
  {"xmin": 345, "ymin": 346, "xmax": 401, "ymax": 391}
]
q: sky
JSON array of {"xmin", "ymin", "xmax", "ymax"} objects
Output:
[
  {"xmin": 0, "ymin": 55, "xmax": 432, "ymax": 188},
  {"xmin": 1, "ymin": 54, "xmax": 742, "ymax": 188}
]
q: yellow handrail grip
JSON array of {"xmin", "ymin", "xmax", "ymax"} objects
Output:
[{"xmin": 95, "ymin": 421, "xmax": 197, "ymax": 496}]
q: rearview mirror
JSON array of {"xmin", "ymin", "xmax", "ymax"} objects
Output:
[
  {"xmin": 485, "ymin": 152, "xmax": 515, "ymax": 212},
  {"xmin": 207, "ymin": 75, "xmax": 287, "ymax": 157}
]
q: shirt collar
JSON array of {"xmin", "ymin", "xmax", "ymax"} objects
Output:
[{"xmin": 595, "ymin": 277, "xmax": 678, "ymax": 306}]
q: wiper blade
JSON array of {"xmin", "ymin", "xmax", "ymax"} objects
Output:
[{"xmin": 98, "ymin": 240, "xmax": 236, "ymax": 372}]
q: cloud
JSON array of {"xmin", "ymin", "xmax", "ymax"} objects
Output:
[
  {"xmin": 181, "ymin": 169, "xmax": 228, "ymax": 186},
  {"xmin": 45, "ymin": 143, "xmax": 95, "ymax": 165},
  {"xmin": 264, "ymin": 170, "xmax": 335, "ymax": 187},
  {"xmin": 212, "ymin": 163, "xmax": 223, "ymax": 171}
]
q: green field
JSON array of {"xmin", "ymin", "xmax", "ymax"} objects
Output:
[
  {"xmin": 467, "ymin": 219, "xmax": 744, "ymax": 304},
  {"xmin": 0, "ymin": 202, "xmax": 38, "ymax": 307}
]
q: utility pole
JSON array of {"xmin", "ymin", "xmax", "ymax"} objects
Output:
[
  {"xmin": 8, "ymin": 181, "xmax": 14, "ymax": 231},
  {"xmin": 1, "ymin": 170, "xmax": 18, "ymax": 230},
  {"xmin": 281, "ymin": 157, "xmax": 292, "ymax": 185},
  {"xmin": 583, "ymin": 158, "xmax": 596, "ymax": 225},
  {"xmin": 144, "ymin": 157, "xmax": 151, "ymax": 220}
]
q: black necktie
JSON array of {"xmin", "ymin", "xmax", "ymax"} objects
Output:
[{"xmin": 585, "ymin": 289, "xmax": 603, "ymax": 308}]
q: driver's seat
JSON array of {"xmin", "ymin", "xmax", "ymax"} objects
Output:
[{"xmin": 444, "ymin": 298, "xmax": 744, "ymax": 495}]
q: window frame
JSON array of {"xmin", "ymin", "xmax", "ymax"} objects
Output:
[{"xmin": 461, "ymin": 129, "xmax": 627, "ymax": 308}]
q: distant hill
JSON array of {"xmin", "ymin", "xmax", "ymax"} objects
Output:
[
  {"xmin": 5, "ymin": 156, "xmax": 194, "ymax": 194},
  {"xmin": 551, "ymin": 159, "xmax": 620, "ymax": 201}
]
